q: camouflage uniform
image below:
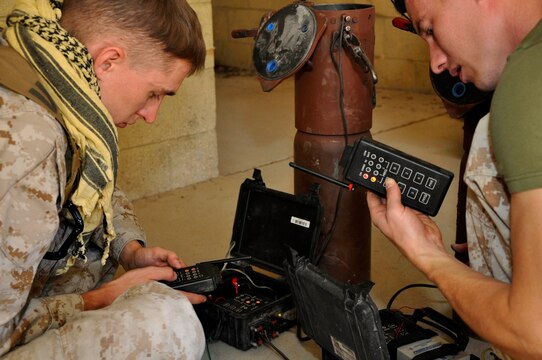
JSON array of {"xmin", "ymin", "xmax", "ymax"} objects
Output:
[
  {"xmin": 464, "ymin": 114, "xmax": 513, "ymax": 360},
  {"xmin": 464, "ymin": 114, "xmax": 512, "ymax": 283},
  {"xmin": 0, "ymin": 86, "xmax": 205, "ymax": 359}
]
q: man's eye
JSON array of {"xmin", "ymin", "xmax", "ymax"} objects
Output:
[{"xmin": 426, "ymin": 27, "xmax": 434, "ymax": 36}]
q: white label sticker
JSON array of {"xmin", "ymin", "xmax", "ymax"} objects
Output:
[{"xmin": 291, "ymin": 216, "xmax": 310, "ymax": 228}]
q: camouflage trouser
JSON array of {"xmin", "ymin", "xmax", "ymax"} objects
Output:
[
  {"xmin": 3, "ymin": 279, "xmax": 205, "ymax": 360},
  {"xmin": 464, "ymin": 113, "xmax": 512, "ymax": 283}
]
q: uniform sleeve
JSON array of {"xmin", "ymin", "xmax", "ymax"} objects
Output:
[
  {"xmin": 108, "ymin": 186, "xmax": 147, "ymax": 262},
  {"xmin": 0, "ymin": 90, "xmax": 84, "ymax": 354},
  {"xmin": 491, "ymin": 39, "xmax": 542, "ymax": 193}
]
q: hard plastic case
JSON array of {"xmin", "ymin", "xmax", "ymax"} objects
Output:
[
  {"xmin": 285, "ymin": 252, "xmax": 470, "ymax": 360},
  {"xmin": 285, "ymin": 253, "xmax": 390, "ymax": 360},
  {"xmin": 195, "ymin": 169, "xmax": 322, "ymax": 350}
]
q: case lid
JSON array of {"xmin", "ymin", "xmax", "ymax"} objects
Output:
[
  {"xmin": 230, "ymin": 169, "xmax": 322, "ymax": 275},
  {"xmin": 285, "ymin": 252, "xmax": 390, "ymax": 360}
]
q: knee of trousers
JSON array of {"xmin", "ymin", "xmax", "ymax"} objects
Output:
[
  {"xmin": 5, "ymin": 282, "xmax": 206, "ymax": 360},
  {"xmin": 107, "ymin": 281, "xmax": 206, "ymax": 358}
]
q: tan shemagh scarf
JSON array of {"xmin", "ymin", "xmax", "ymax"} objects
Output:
[{"xmin": 3, "ymin": 0, "xmax": 118, "ymax": 269}]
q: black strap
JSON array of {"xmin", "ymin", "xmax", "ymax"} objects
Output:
[{"xmin": 43, "ymin": 201, "xmax": 84, "ymax": 260}]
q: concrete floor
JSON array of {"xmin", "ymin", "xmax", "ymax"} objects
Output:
[{"xmin": 132, "ymin": 73, "xmax": 490, "ymax": 359}]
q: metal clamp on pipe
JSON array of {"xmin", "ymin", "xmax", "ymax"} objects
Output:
[{"xmin": 342, "ymin": 30, "xmax": 378, "ymax": 107}]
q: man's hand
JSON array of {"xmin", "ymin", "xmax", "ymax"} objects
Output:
[
  {"xmin": 120, "ymin": 240, "xmax": 186, "ymax": 271},
  {"xmin": 82, "ymin": 266, "xmax": 175, "ymax": 310},
  {"xmin": 82, "ymin": 266, "xmax": 207, "ymax": 310},
  {"xmin": 366, "ymin": 177, "xmax": 449, "ymax": 274},
  {"xmin": 108, "ymin": 241, "xmax": 208, "ymax": 307}
]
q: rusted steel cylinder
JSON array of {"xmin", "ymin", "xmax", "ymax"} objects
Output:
[
  {"xmin": 295, "ymin": 4, "xmax": 375, "ymax": 135},
  {"xmin": 294, "ymin": 131, "xmax": 372, "ymax": 283},
  {"xmin": 294, "ymin": 4, "xmax": 375, "ymax": 283}
]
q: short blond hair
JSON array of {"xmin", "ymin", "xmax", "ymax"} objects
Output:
[{"xmin": 60, "ymin": 0, "xmax": 206, "ymax": 75}]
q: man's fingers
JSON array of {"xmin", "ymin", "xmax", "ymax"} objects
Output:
[
  {"xmin": 367, "ymin": 191, "xmax": 384, "ymax": 215},
  {"xmin": 181, "ymin": 291, "xmax": 207, "ymax": 304},
  {"xmin": 384, "ymin": 177, "xmax": 403, "ymax": 210},
  {"xmin": 166, "ymin": 253, "xmax": 185, "ymax": 269},
  {"xmin": 136, "ymin": 265, "xmax": 176, "ymax": 281}
]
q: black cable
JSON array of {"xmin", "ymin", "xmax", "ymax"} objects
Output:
[
  {"xmin": 265, "ymin": 342, "xmax": 291, "ymax": 360},
  {"xmin": 207, "ymin": 307, "xmax": 223, "ymax": 342},
  {"xmin": 416, "ymin": 318, "xmax": 458, "ymax": 343},
  {"xmin": 314, "ymin": 17, "xmax": 351, "ymax": 265},
  {"xmin": 296, "ymin": 323, "xmax": 312, "ymax": 342},
  {"xmin": 329, "ymin": 17, "xmax": 350, "ymax": 145},
  {"xmin": 263, "ymin": 332, "xmax": 291, "ymax": 360},
  {"xmin": 337, "ymin": 20, "xmax": 349, "ymax": 145},
  {"xmin": 386, "ymin": 283, "xmax": 438, "ymax": 310},
  {"xmin": 206, "ymin": 339, "xmax": 213, "ymax": 360},
  {"xmin": 386, "ymin": 284, "xmax": 471, "ymax": 357},
  {"xmin": 314, "ymin": 188, "xmax": 343, "ymax": 265}
]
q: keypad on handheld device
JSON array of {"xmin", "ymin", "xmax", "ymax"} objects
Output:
[
  {"xmin": 345, "ymin": 137, "xmax": 454, "ymax": 216},
  {"xmin": 175, "ymin": 267, "xmax": 204, "ymax": 282},
  {"xmin": 160, "ymin": 257, "xmax": 252, "ymax": 294},
  {"xmin": 160, "ymin": 263, "xmax": 221, "ymax": 294}
]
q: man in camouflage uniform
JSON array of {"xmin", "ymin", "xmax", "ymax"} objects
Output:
[
  {"xmin": 367, "ymin": 0, "xmax": 542, "ymax": 359},
  {"xmin": 0, "ymin": 0, "xmax": 208, "ymax": 358}
]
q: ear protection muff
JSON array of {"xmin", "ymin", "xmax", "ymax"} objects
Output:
[{"xmin": 392, "ymin": 17, "xmax": 416, "ymax": 33}]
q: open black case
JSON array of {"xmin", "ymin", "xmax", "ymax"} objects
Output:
[
  {"xmin": 195, "ymin": 169, "xmax": 322, "ymax": 350},
  {"xmin": 286, "ymin": 252, "xmax": 390, "ymax": 359},
  {"xmin": 285, "ymin": 253, "xmax": 471, "ymax": 360}
]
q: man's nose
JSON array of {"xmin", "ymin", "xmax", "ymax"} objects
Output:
[
  {"xmin": 429, "ymin": 43, "xmax": 448, "ymax": 74},
  {"xmin": 137, "ymin": 101, "xmax": 161, "ymax": 124}
]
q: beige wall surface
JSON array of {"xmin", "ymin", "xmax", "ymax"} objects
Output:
[
  {"xmin": 1, "ymin": 0, "xmax": 433, "ymax": 201},
  {"xmin": 117, "ymin": 0, "xmax": 219, "ymax": 200},
  {"xmin": 1, "ymin": 0, "xmax": 219, "ymax": 200},
  {"xmin": 212, "ymin": 0, "xmax": 432, "ymax": 92}
]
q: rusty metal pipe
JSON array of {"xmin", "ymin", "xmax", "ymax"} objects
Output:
[{"xmin": 294, "ymin": 4, "xmax": 375, "ymax": 283}]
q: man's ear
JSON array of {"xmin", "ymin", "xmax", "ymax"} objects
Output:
[{"xmin": 92, "ymin": 46, "xmax": 127, "ymax": 78}]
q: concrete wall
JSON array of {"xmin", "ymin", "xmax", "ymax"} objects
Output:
[
  {"xmin": 212, "ymin": 0, "xmax": 432, "ymax": 92},
  {"xmin": 1, "ymin": 0, "xmax": 219, "ymax": 201},
  {"xmin": 117, "ymin": 0, "xmax": 218, "ymax": 200}
]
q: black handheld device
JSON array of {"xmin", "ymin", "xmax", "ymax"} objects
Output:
[
  {"xmin": 290, "ymin": 137, "xmax": 454, "ymax": 216},
  {"xmin": 161, "ymin": 256, "xmax": 252, "ymax": 294}
]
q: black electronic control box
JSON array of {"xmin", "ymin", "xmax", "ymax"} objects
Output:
[
  {"xmin": 195, "ymin": 169, "xmax": 322, "ymax": 351},
  {"xmin": 344, "ymin": 137, "xmax": 454, "ymax": 216},
  {"xmin": 161, "ymin": 263, "xmax": 222, "ymax": 293}
]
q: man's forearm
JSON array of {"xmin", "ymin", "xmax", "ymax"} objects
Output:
[
  {"xmin": 426, "ymin": 255, "xmax": 532, "ymax": 358},
  {"xmin": 119, "ymin": 240, "xmax": 144, "ymax": 271},
  {"xmin": 81, "ymin": 288, "xmax": 111, "ymax": 310}
]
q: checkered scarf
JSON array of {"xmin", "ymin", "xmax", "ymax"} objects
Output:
[{"xmin": 4, "ymin": 0, "xmax": 118, "ymax": 269}]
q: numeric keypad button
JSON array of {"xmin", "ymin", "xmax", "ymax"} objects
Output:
[
  {"xmin": 426, "ymin": 177, "xmax": 437, "ymax": 190},
  {"xmin": 407, "ymin": 187, "xmax": 418, "ymax": 200},
  {"xmin": 414, "ymin": 172, "xmax": 425, "ymax": 185},
  {"xmin": 390, "ymin": 163, "xmax": 400, "ymax": 174},
  {"xmin": 401, "ymin": 167, "xmax": 413, "ymax": 180}
]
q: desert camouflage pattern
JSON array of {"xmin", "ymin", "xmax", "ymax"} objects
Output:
[
  {"xmin": 464, "ymin": 114, "xmax": 512, "ymax": 283},
  {"xmin": 0, "ymin": 86, "xmax": 205, "ymax": 359},
  {"xmin": 464, "ymin": 114, "xmax": 513, "ymax": 360},
  {"xmin": 3, "ymin": 282, "xmax": 205, "ymax": 360}
]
